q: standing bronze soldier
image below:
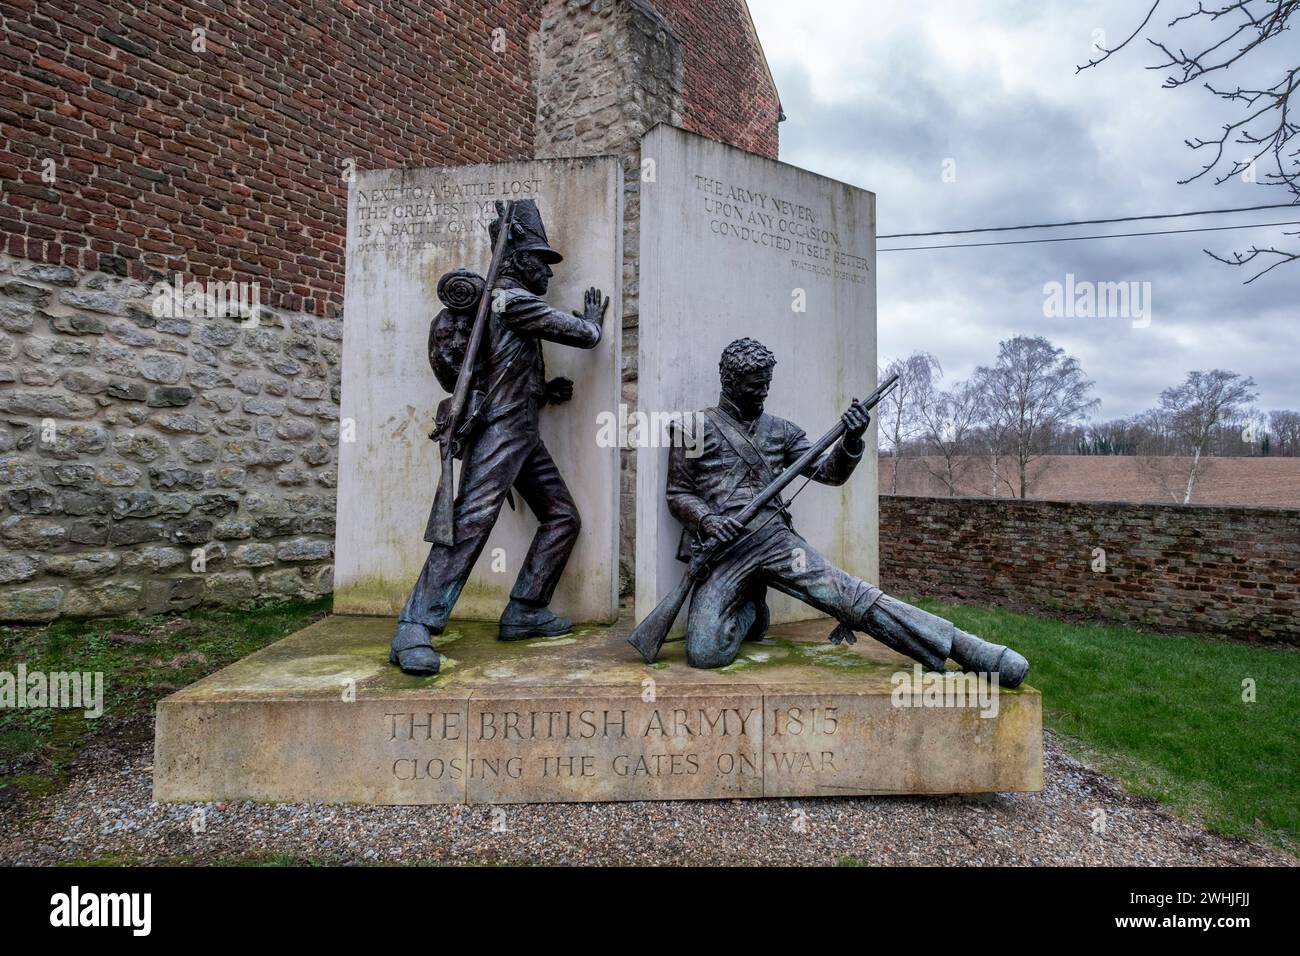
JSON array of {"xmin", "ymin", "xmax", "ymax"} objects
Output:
[
  {"xmin": 390, "ymin": 200, "xmax": 608, "ymax": 675},
  {"xmin": 663, "ymin": 337, "xmax": 1029, "ymax": 686}
]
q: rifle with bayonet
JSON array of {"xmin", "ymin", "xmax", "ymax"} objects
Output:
[
  {"xmin": 428, "ymin": 200, "xmax": 517, "ymax": 547},
  {"xmin": 627, "ymin": 372, "xmax": 901, "ymax": 663}
]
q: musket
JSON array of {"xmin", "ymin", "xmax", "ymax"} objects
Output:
[
  {"xmin": 627, "ymin": 372, "xmax": 901, "ymax": 663},
  {"xmin": 428, "ymin": 200, "xmax": 517, "ymax": 546}
]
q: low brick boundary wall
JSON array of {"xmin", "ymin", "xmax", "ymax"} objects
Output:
[{"xmin": 879, "ymin": 496, "xmax": 1300, "ymax": 644}]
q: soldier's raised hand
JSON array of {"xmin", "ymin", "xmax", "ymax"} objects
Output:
[
  {"xmin": 573, "ymin": 286, "xmax": 609, "ymax": 325},
  {"xmin": 841, "ymin": 399, "xmax": 871, "ymax": 439}
]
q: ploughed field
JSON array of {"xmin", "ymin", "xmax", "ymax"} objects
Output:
[{"xmin": 881, "ymin": 455, "xmax": 1300, "ymax": 508}]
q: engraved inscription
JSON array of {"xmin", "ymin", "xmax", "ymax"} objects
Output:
[
  {"xmin": 353, "ymin": 178, "xmax": 544, "ymax": 253},
  {"xmin": 692, "ymin": 174, "xmax": 870, "ymax": 283},
  {"xmin": 460, "ymin": 699, "xmax": 766, "ymax": 799},
  {"xmin": 376, "ymin": 700, "xmax": 857, "ymax": 795},
  {"xmin": 767, "ymin": 705, "xmax": 841, "ymax": 777},
  {"xmin": 385, "ymin": 710, "xmax": 467, "ymax": 784},
  {"xmin": 467, "ymin": 705, "xmax": 762, "ymax": 784}
]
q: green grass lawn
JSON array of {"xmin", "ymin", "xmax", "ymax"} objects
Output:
[
  {"xmin": 912, "ymin": 596, "xmax": 1300, "ymax": 853},
  {"xmin": 0, "ymin": 597, "xmax": 330, "ymax": 800},
  {"xmin": 2, "ymin": 595, "xmax": 1297, "ymax": 855}
]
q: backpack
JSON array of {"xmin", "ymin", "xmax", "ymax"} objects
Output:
[
  {"xmin": 425, "ymin": 268, "xmax": 526, "ymax": 463},
  {"xmin": 427, "ymin": 267, "xmax": 485, "ymax": 393}
]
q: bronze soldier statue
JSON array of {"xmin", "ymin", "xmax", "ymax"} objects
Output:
[
  {"xmin": 390, "ymin": 199, "xmax": 608, "ymax": 675},
  {"xmin": 655, "ymin": 337, "xmax": 1029, "ymax": 686}
]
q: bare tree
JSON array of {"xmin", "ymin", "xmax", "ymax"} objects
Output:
[
  {"xmin": 1239, "ymin": 407, "xmax": 1271, "ymax": 454},
  {"xmin": 1131, "ymin": 405, "xmax": 1190, "ymax": 501},
  {"xmin": 1078, "ymin": 0, "xmax": 1299, "ymax": 281},
  {"xmin": 916, "ymin": 378, "xmax": 984, "ymax": 495},
  {"xmin": 877, "ymin": 351, "xmax": 942, "ymax": 494},
  {"xmin": 1132, "ymin": 406, "xmax": 1180, "ymax": 456},
  {"xmin": 1269, "ymin": 408, "xmax": 1300, "ymax": 454},
  {"xmin": 1157, "ymin": 368, "xmax": 1259, "ymax": 502},
  {"xmin": 973, "ymin": 336, "xmax": 1099, "ymax": 499}
]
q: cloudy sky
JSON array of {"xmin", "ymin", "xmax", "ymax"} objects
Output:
[{"xmin": 747, "ymin": 0, "xmax": 1298, "ymax": 420}]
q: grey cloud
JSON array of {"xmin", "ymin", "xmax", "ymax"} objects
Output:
[{"xmin": 752, "ymin": 0, "xmax": 1298, "ymax": 419}]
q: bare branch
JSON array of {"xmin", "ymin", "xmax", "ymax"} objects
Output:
[
  {"xmin": 1078, "ymin": 0, "xmax": 1299, "ymax": 279},
  {"xmin": 1076, "ymin": 1, "xmax": 1163, "ymax": 72}
]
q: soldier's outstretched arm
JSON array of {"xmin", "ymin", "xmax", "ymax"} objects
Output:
[
  {"xmin": 783, "ymin": 406, "xmax": 868, "ymax": 486},
  {"xmin": 495, "ymin": 286, "xmax": 605, "ymax": 348}
]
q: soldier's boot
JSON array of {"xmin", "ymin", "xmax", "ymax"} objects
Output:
[
  {"xmin": 499, "ymin": 598, "xmax": 572, "ymax": 641},
  {"xmin": 389, "ymin": 621, "xmax": 442, "ymax": 676},
  {"xmin": 949, "ymin": 628, "xmax": 1029, "ymax": 689}
]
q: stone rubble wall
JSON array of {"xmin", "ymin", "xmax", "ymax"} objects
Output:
[{"xmin": 0, "ymin": 254, "xmax": 339, "ymax": 620}]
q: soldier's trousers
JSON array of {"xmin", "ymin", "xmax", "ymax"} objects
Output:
[
  {"xmin": 686, "ymin": 524, "xmax": 953, "ymax": 671},
  {"xmin": 400, "ymin": 405, "xmax": 580, "ymax": 630}
]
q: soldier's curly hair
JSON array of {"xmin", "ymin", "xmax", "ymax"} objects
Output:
[{"xmin": 718, "ymin": 337, "xmax": 776, "ymax": 388}]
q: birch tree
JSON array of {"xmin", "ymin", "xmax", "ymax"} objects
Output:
[
  {"xmin": 877, "ymin": 352, "xmax": 942, "ymax": 494},
  {"xmin": 973, "ymin": 336, "xmax": 1099, "ymax": 498},
  {"xmin": 1158, "ymin": 369, "xmax": 1259, "ymax": 503}
]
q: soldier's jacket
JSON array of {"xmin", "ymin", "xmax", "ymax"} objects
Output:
[
  {"xmin": 470, "ymin": 275, "xmax": 601, "ymax": 424},
  {"xmin": 667, "ymin": 396, "xmax": 863, "ymax": 559}
]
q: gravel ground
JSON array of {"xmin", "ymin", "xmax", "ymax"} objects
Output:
[{"xmin": 1, "ymin": 729, "xmax": 1293, "ymax": 866}]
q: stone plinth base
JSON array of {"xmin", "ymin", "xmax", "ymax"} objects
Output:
[{"xmin": 153, "ymin": 615, "xmax": 1042, "ymax": 804}]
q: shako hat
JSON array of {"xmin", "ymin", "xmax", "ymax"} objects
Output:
[{"xmin": 488, "ymin": 199, "xmax": 563, "ymax": 264}]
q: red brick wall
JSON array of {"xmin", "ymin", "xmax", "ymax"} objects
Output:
[
  {"xmin": 0, "ymin": 0, "xmax": 542, "ymax": 316},
  {"xmin": 655, "ymin": 0, "xmax": 780, "ymax": 159},
  {"xmin": 880, "ymin": 496, "xmax": 1300, "ymax": 644},
  {"xmin": 0, "ymin": 0, "xmax": 780, "ymax": 313}
]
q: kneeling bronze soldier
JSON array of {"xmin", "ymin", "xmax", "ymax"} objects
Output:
[{"xmin": 663, "ymin": 337, "xmax": 1028, "ymax": 686}]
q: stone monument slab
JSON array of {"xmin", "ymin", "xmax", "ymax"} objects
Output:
[
  {"xmin": 153, "ymin": 616, "xmax": 1043, "ymax": 805},
  {"xmin": 635, "ymin": 124, "xmax": 878, "ymax": 630},
  {"xmin": 336, "ymin": 157, "xmax": 622, "ymax": 624}
]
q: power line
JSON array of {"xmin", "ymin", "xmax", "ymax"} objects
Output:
[
  {"xmin": 877, "ymin": 202, "xmax": 1299, "ymax": 239},
  {"xmin": 878, "ymin": 219, "xmax": 1300, "ymax": 252}
]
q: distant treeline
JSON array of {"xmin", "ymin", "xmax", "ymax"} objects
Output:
[
  {"xmin": 879, "ymin": 336, "xmax": 1294, "ymax": 504},
  {"xmin": 1039, "ymin": 410, "xmax": 1296, "ymax": 458}
]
